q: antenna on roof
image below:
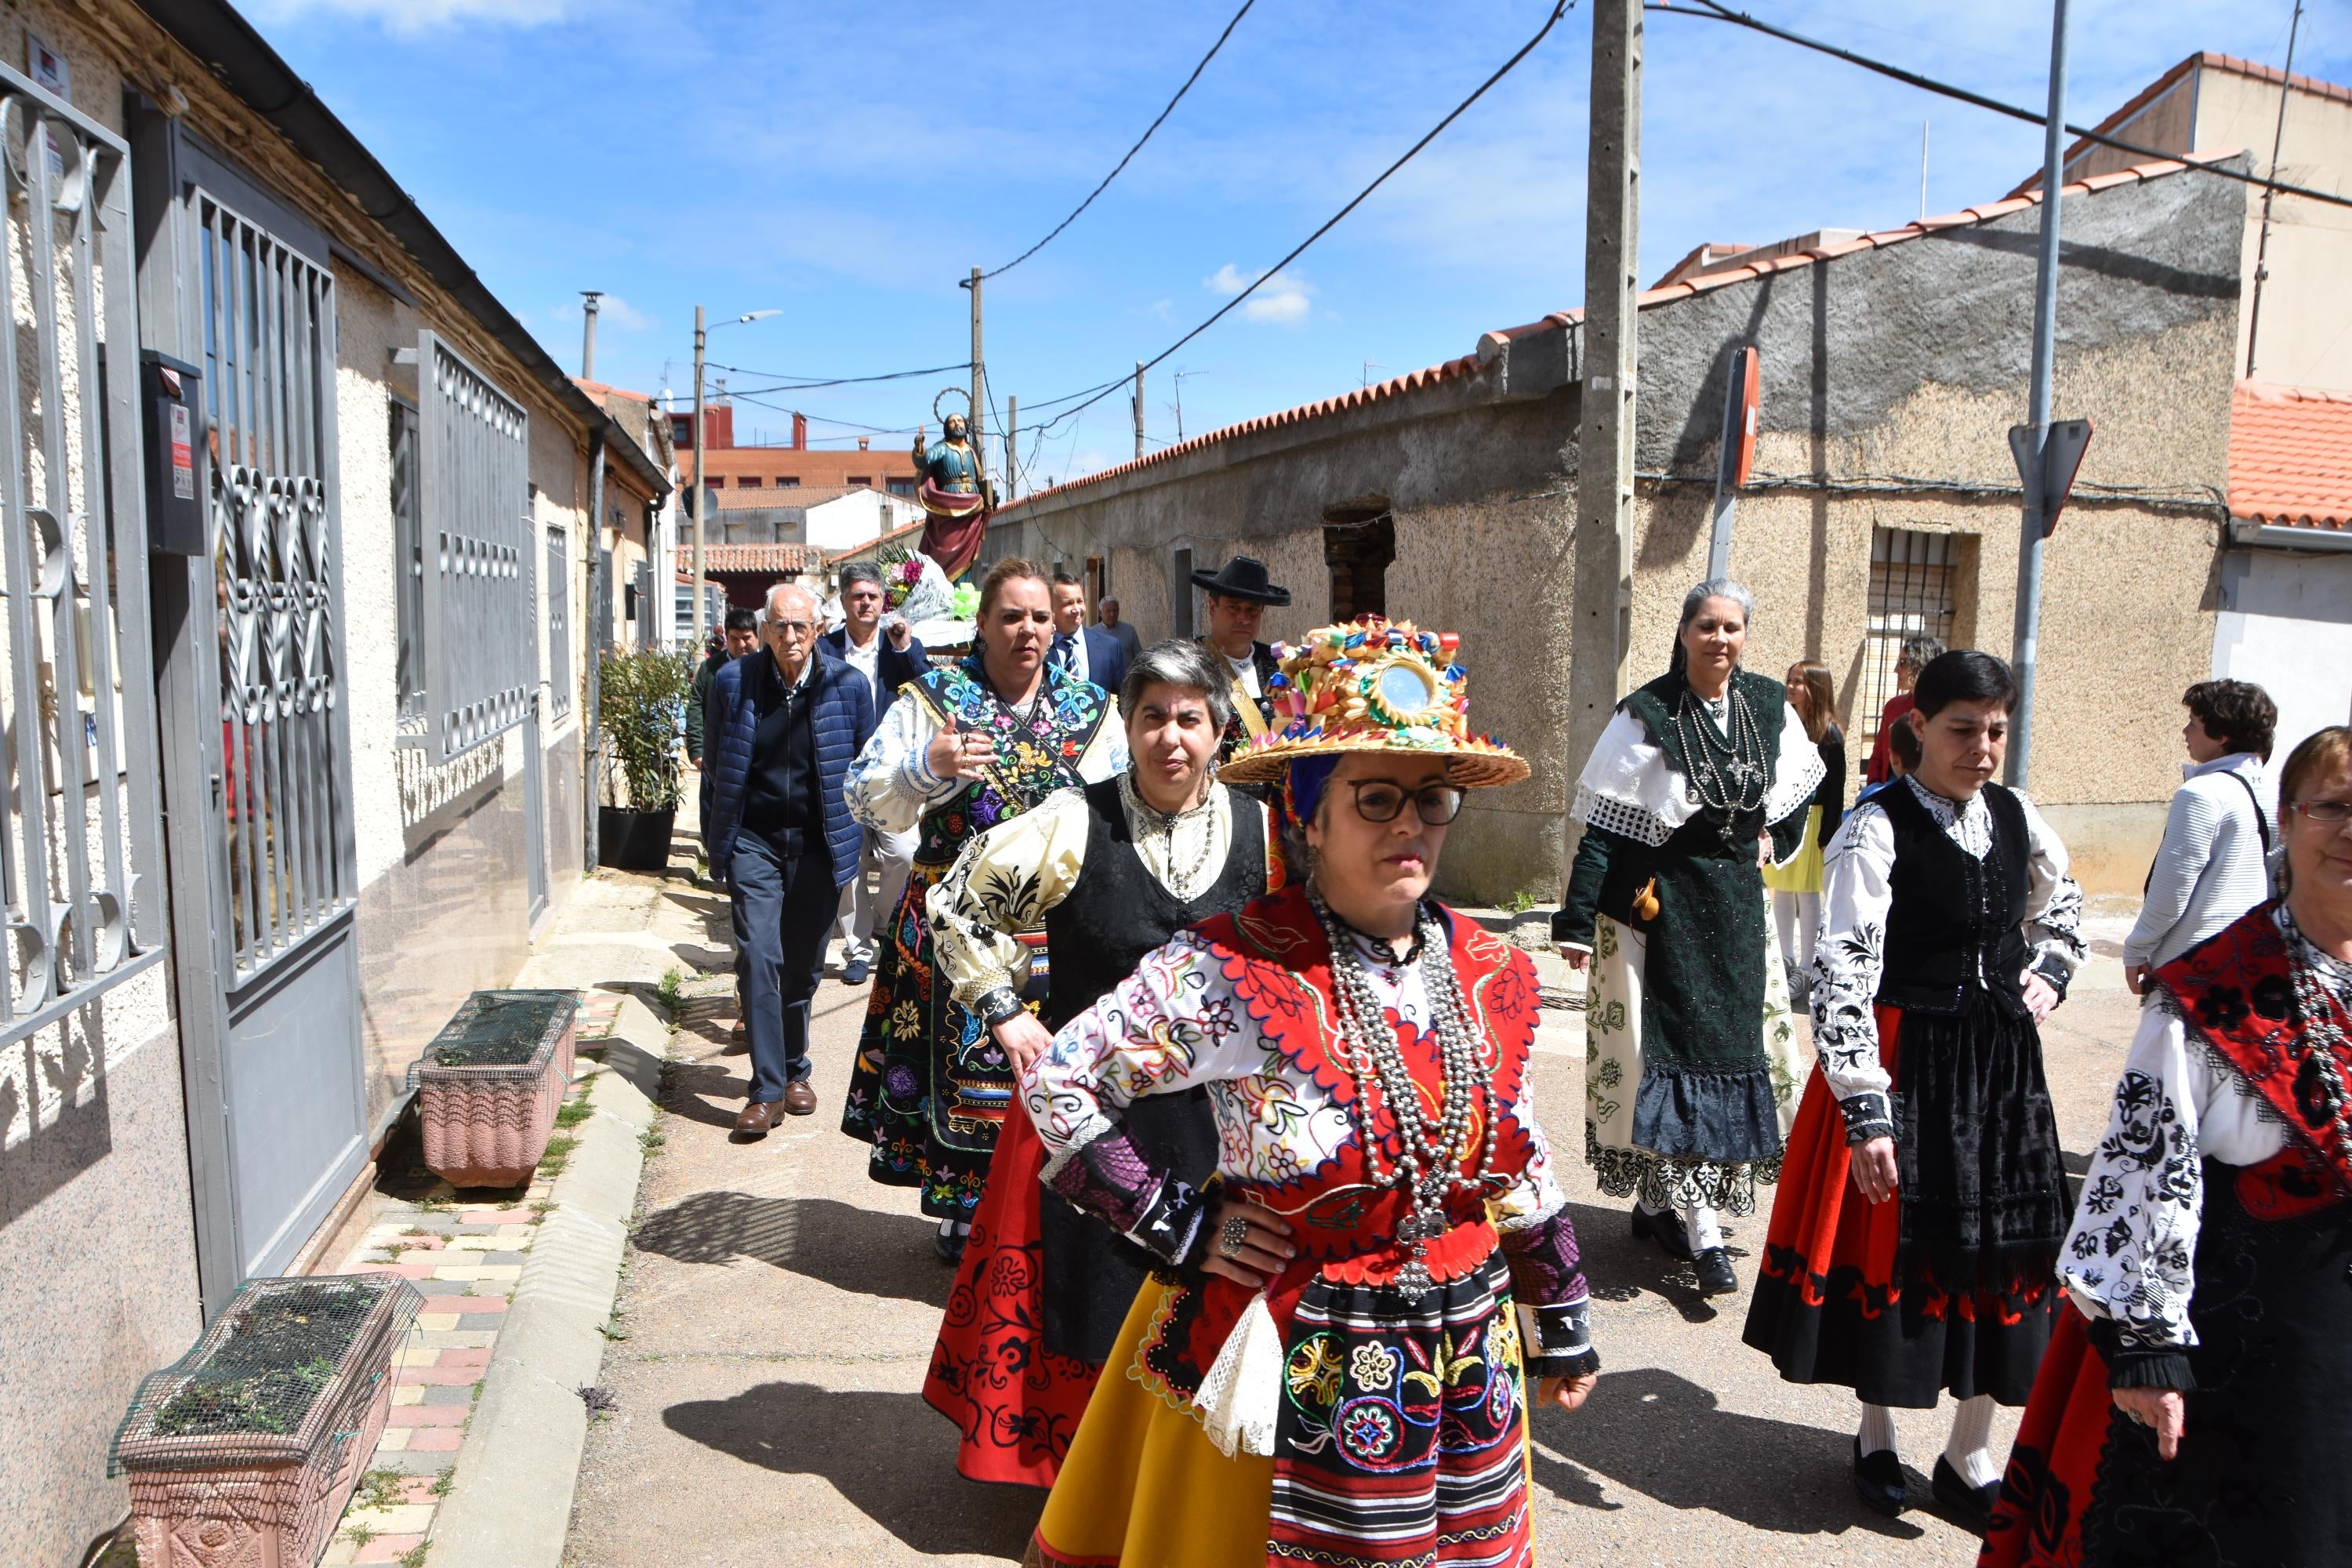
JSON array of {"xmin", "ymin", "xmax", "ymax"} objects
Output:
[{"xmin": 1919, "ymin": 120, "xmax": 1929, "ymax": 220}]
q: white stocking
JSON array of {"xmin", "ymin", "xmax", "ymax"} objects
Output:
[
  {"xmin": 1944, "ymin": 1393, "xmax": 2001, "ymax": 1488},
  {"xmin": 1857, "ymin": 1402, "xmax": 1898, "ymax": 1458},
  {"xmin": 1682, "ymin": 1202, "xmax": 1724, "ymax": 1253}
]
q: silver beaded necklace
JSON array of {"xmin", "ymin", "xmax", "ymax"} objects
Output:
[
  {"xmin": 1308, "ymin": 890, "xmax": 1501, "ymax": 1302},
  {"xmin": 1118, "ymin": 772, "xmax": 1219, "ymax": 898},
  {"xmin": 1671, "ymin": 677, "xmax": 1770, "ymax": 844}
]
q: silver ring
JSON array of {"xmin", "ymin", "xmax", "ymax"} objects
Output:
[{"xmin": 1218, "ymin": 1214, "xmax": 1251, "ymax": 1260}]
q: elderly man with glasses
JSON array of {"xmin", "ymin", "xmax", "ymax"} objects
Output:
[{"xmin": 703, "ymin": 582, "xmax": 877, "ymax": 1134}]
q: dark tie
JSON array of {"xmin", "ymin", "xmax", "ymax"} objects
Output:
[{"xmin": 1051, "ymin": 635, "xmax": 1075, "ymax": 673}]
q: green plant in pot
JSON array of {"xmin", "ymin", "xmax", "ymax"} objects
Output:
[{"xmin": 598, "ymin": 646, "xmax": 694, "ymax": 871}]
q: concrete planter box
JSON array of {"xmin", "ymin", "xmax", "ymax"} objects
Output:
[
  {"xmin": 412, "ymin": 989, "xmax": 580, "ymax": 1189},
  {"xmin": 113, "ymin": 1276, "xmax": 421, "ymax": 1568}
]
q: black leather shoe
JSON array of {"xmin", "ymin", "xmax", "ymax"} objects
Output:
[
  {"xmin": 1630, "ymin": 1203, "xmax": 1692, "ymax": 1261},
  {"xmin": 1853, "ymin": 1438, "xmax": 1907, "ymax": 1516},
  {"xmin": 1932, "ymin": 1455, "xmax": 1998, "ymax": 1537},
  {"xmin": 841, "ymin": 957, "xmax": 872, "ymax": 985},
  {"xmin": 1693, "ymin": 1246, "xmax": 1738, "ymax": 1296},
  {"xmin": 933, "ymin": 1226, "xmax": 967, "ymax": 1265}
]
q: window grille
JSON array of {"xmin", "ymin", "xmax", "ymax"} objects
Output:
[
  {"xmin": 390, "ymin": 399, "xmax": 425, "ymax": 722},
  {"xmin": 409, "ymin": 332, "xmax": 530, "ymax": 764},
  {"xmin": 545, "ymin": 523, "xmax": 572, "ymax": 720},
  {"xmin": 201, "ymin": 190, "xmax": 354, "ymax": 978},
  {"xmin": 0, "ymin": 67, "xmax": 167, "ymax": 1041},
  {"xmin": 1858, "ymin": 527, "xmax": 1958, "ymax": 729},
  {"xmin": 635, "ymin": 561, "xmax": 655, "ymax": 649}
]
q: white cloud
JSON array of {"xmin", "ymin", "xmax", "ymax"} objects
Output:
[
  {"xmin": 1202, "ymin": 264, "xmax": 1314, "ymax": 326},
  {"xmin": 245, "ymin": 0, "xmax": 577, "ymax": 35}
]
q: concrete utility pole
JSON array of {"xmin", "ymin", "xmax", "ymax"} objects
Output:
[
  {"xmin": 967, "ymin": 267, "xmax": 986, "ymax": 485},
  {"xmin": 1567, "ymin": 0, "xmax": 1642, "ymax": 847},
  {"xmin": 1004, "ymin": 394, "xmax": 1018, "ymax": 500},
  {"xmin": 691, "ymin": 304, "xmax": 708, "ymax": 650},
  {"xmin": 2006, "ymin": 0, "xmax": 2070, "ymax": 789},
  {"xmin": 1133, "ymin": 361, "xmax": 1145, "ymax": 459},
  {"xmin": 581, "ymin": 291, "xmax": 602, "ymax": 379}
]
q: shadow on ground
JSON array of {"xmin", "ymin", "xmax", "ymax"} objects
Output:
[
  {"xmin": 633, "ymin": 1191, "xmax": 953, "ymax": 1308},
  {"xmin": 664, "ymin": 1381, "xmax": 1038, "ymax": 1557},
  {"xmin": 1534, "ymin": 1366, "xmax": 1929, "ymax": 1539}
]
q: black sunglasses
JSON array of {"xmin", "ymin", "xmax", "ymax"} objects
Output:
[{"xmin": 1344, "ymin": 779, "xmax": 1465, "ymax": 826}]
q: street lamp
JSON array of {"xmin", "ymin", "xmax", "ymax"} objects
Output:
[{"xmin": 689, "ymin": 307, "xmax": 781, "ymax": 647}]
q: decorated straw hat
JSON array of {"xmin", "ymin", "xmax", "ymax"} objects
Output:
[{"xmin": 1218, "ymin": 615, "xmax": 1529, "ymax": 789}]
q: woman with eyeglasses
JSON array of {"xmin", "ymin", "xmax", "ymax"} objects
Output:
[
  {"xmin": 918, "ymin": 641, "xmax": 1283, "ymax": 1489},
  {"xmin": 1552, "ymin": 579, "xmax": 1824, "ymax": 1298},
  {"xmin": 1018, "ymin": 619, "xmax": 1597, "ymax": 1568},
  {"xmin": 1743, "ymin": 651, "xmax": 2085, "ymax": 1530},
  {"xmin": 1980, "ymin": 725, "xmax": 2352, "ymax": 1568},
  {"xmin": 840, "ymin": 557, "xmax": 1127, "ymax": 1262}
]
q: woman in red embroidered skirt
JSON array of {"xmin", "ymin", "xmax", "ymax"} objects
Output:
[
  {"xmin": 1980, "ymin": 726, "xmax": 2352, "ymax": 1568},
  {"xmin": 1740, "ymin": 652, "xmax": 2086, "ymax": 1530},
  {"xmin": 1018, "ymin": 619, "xmax": 1599, "ymax": 1568},
  {"xmin": 920, "ymin": 641, "xmax": 1281, "ymax": 1486}
]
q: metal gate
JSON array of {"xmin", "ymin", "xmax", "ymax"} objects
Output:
[
  {"xmin": 1858, "ymin": 527, "xmax": 1959, "ymax": 728},
  {"xmin": 134, "ymin": 119, "xmax": 364, "ymax": 1312}
]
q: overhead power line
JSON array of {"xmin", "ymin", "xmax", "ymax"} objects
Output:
[
  {"xmin": 1654, "ymin": 0, "xmax": 2352, "ymax": 213},
  {"xmin": 1021, "ymin": 0, "xmax": 1576, "ymax": 443},
  {"xmin": 975, "ymin": 0, "xmax": 1258, "ymax": 283},
  {"xmin": 703, "ymin": 360, "xmax": 971, "ymax": 394}
]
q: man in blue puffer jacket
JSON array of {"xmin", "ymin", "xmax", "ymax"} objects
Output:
[{"xmin": 705, "ymin": 581, "xmax": 877, "ymax": 1135}]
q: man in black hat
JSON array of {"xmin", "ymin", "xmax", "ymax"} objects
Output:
[{"xmin": 1190, "ymin": 554, "xmax": 1290, "ymax": 760}]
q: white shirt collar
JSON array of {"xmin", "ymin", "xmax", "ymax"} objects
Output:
[{"xmin": 2184, "ymin": 751, "xmax": 2261, "ymax": 783}]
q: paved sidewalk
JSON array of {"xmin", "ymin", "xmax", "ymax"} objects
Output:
[
  {"xmin": 309, "ymin": 869, "xmax": 700, "ymax": 1566},
  {"xmin": 561, "ymin": 865, "xmax": 2152, "ymax": 1566}
]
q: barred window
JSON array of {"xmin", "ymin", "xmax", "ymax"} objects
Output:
[
  {"xmin": 546, "ymin": 521, "xmax": 572, "ymax": 721},
  {"xmin": 1859, "ymin": 527, "xmax": 1959, "ymax": 725},
  {"xmin": 391, "ymin": 398, "xmax": 425, "ymax": 723}
]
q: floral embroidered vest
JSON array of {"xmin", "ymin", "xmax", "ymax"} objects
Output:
[
  {"xmin": 903, "ymin": 659, "xmax": 1110, "ymax": 876},
  {"xmin": 2157, "ymin": 901, "xmax": 2352, "ymax": 1200}
]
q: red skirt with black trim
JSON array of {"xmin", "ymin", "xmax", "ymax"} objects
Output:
[
  {"xmin": 922, "ymin": 1105, "xmax": 1101, "ymax": 1488},
  {"xmin": 1740, "ymin": 1005, "xmax": 2060, "ymax": 1409}
]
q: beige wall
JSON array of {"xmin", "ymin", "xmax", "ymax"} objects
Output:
[{"xmin": 2198, "ymin": 70, "xmax": 2352, "ymax": 394}]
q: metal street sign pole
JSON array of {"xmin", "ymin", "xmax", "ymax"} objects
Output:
[
  {"xmin": 1705, "ymin": 345, "xmax": 1759, "ymax": 580},
  {"xmin": 691, "ymin": 303, "xmax": 708, "ymax": 650},
  {"xmin": 2007, "ymin": 0, "xmax": 2069, "ymax": 789}
]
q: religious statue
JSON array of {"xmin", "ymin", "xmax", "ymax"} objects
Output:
[{"xmin": 913, "ymin": 403, "xmax": 995, "ymax": 580}]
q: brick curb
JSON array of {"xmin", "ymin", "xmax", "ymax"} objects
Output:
[{"xmin": 422, "ymin": 1018, "xmax": 664, "ymax": 1568}]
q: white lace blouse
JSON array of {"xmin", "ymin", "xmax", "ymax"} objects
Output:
[
  {"xmin": 2058, "ymin": 906, "xmax": 2352, "ymax": 1356},
  {"xmin": 1808, "ymin": 776, "xmax": 2086, "ymax": 1138}
]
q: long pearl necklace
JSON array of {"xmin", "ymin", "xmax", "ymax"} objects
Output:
[
  {"xmin": 1309, "ymin": 890, "xmax": 1500, "ymax": 1302},
  {"xmin": 1672, "ymin": 677, "xmax": 1770, "ymax": 844},
  {"xmin": 1118, "ymin": 772, "xmax": 1218, "ymax": 898}
]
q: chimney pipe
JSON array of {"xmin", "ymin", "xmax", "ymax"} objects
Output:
[
  {"xmin": 580, "ymin": 291, "xmax": 602, "ymax": 379},
  {"xmin": 857, "ymin": 436, "xmax": 870, "ymax": 450},
  {"xmin": 792, "ymin": 411, "xmax": 808, "ymax": 449}
]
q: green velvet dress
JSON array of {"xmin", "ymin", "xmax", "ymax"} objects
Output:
[{"xmin": 1553, "ymin": 668, "xmax": 1822, "ymax": 1214}]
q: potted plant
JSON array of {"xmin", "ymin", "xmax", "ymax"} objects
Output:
[
  {"xmin": 597, "ymin": 644, "xmax": 692, "ymax": 872},
  {"xmin": 113, "ymin": 1275, "xmax": 423, "ymax": 1568},
  {"xmin": 412, "ymin": 989, "xmax": 581, "ymax": 1189}
]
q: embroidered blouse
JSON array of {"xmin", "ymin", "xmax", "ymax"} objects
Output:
[
  {"xmin": 1023, "ymin": 908, "xmax": 1595, "ymax": 1378},
  {"xmin": 1809, "ymin": 775, "xmax": 2087, "ymax": 1139},
  {"xmin": 2057, "ymin": 906, "xmax": 2350, "ymax": 1371},
  {"xmin": 845, "ymin": 670, "xmax": 1128, "ymax": 833},
  {"xmin": 931, "ymin": 778, "xmax": 1245, "ymax": 1018}
]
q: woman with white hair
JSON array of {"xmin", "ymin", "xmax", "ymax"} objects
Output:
[{"xmin": 1553, "ymin": 579, "xmax": 1822, "ymax": 1297}]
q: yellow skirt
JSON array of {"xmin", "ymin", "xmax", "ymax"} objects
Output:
[
  {"xmin": 1761, "ymin": 804, "xmax": 1824, "ymax": 895},
  {"xmin": 1028, "ymin": 1284, "xmax": 1273, "ymax": 1568}
]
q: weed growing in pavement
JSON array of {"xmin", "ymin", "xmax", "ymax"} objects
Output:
[
  {"xmin": 554, "ymin": 1095, "xmax": 594, "ymax": 1131},
  {"xmin": 342, "ymin": 1523, "xmax": 377, "ymax": 1550},
  {"xmin": 656, "ymin": 967, "xmax": 684, "ymax": 1015},
  {"xmin": 402, "ymin": 1225, "xmax": 434, "ymax": 1239},
  {"xmin": 358, "ymin": 1468, "xmax": 404, "ymax": 1512},
  {"xmin": 639, "ymin": 1127, "xmax": 666, "ymax": 1154},
  {"xmin": 579, "ymin": 1384, "xmax": 619, "ymax": 1421},
  {"xmin": 1501, "ymin": 888, "xmax": 1541, "ymax": 914},
  {"xmin": 377, "ymin": 1242, "xmax": 409, "ymax": 1264},
  {"xmin": 597, "ymin": 1312, "xmax": 630, "ymax": 1343},
  {"xmin": 430, "ymin": 1470, "xmax": 456, "ymax": 1498},
  {"xmin": 537, "ymin": 1134, "xmax": 579, "ymax": 1178},
  {"xmin": 397, "ymin": 1546, "xmax": 429, "ymax": 1568}
]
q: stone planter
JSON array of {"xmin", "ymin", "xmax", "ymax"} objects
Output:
[
  {"xmin": 412, "ymin": 988, "xmax": 580, "ymax": 1189},
  {"xmin": 112, "ymin": 1275, "xmax": 422, "ymax": 1568}
]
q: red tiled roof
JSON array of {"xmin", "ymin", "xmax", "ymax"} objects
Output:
[
  {"xmin": 2229, "ymin": 382, "xmax": 2352, "ymax": 530},
  {"xmin": 825, "ymin": 515, "xmax": 930, "ymax": 564},
  {"xmin": 996, "ymin": 153, "xmax": 2224, "ymax": 522},
  {"xmin": 675, "ymin": 543, "xmax": 818, "ymax": 575},
  {"xmin": 709, "ymin": 483, "xmax": 876, "ymax": 511}
]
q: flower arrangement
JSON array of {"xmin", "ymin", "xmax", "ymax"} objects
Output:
[{"xmin": 875, "ymin": 543, "xmax": 928, "ymax": 611}]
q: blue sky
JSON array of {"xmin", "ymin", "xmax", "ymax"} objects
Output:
[{"xmin": 249, "ymin": 0, "xmax": 2346, "ymax": 485}]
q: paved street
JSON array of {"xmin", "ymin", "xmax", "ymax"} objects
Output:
[{"xmin": 563, "ymin": 842, "xmax": 2149, "ymax": 1568}]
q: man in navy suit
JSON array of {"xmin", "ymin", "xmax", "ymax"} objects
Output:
[
  {"xmin": 821, "ymin": 562, "xmax": 929, "ymax": 985},
  {"xmin": 1047, "ymin": 570, "xmax": 1128, "ymax": 697},
  {"xmin": 705, "ymin": 582, "xmax": 877, "ymax": 1134}
]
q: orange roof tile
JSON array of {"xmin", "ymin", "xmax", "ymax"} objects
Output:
[
  {"xmin": 996, "ymin": 152, "xmax": 2224, "ymax": 524},
  {"xmin": 676, "ymin": 543, "xmax": 818, "ymax": 575},
  {"xmin": 825, "ymin": 515, "xmax": 931, "ymax": 564},
  {"xmin": 2229, "ymin": 382, "xmax": 2352, "ymax": 530},
  {"xmin": 709, "ymin": 483, "xmax": 880, "ymax": 511}
]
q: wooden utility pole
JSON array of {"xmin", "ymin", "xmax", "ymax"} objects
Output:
[
  {"xmin": 1567, "ymin": 0, "xmax": 1642, "ymax": 822},
  {"xmin": 967, "ymin": 267, "xmax": 986, "ymax": 484},
  {"xmin": 1133, "ymin": 361, "xmax": 1145, "ymax": 459}
]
